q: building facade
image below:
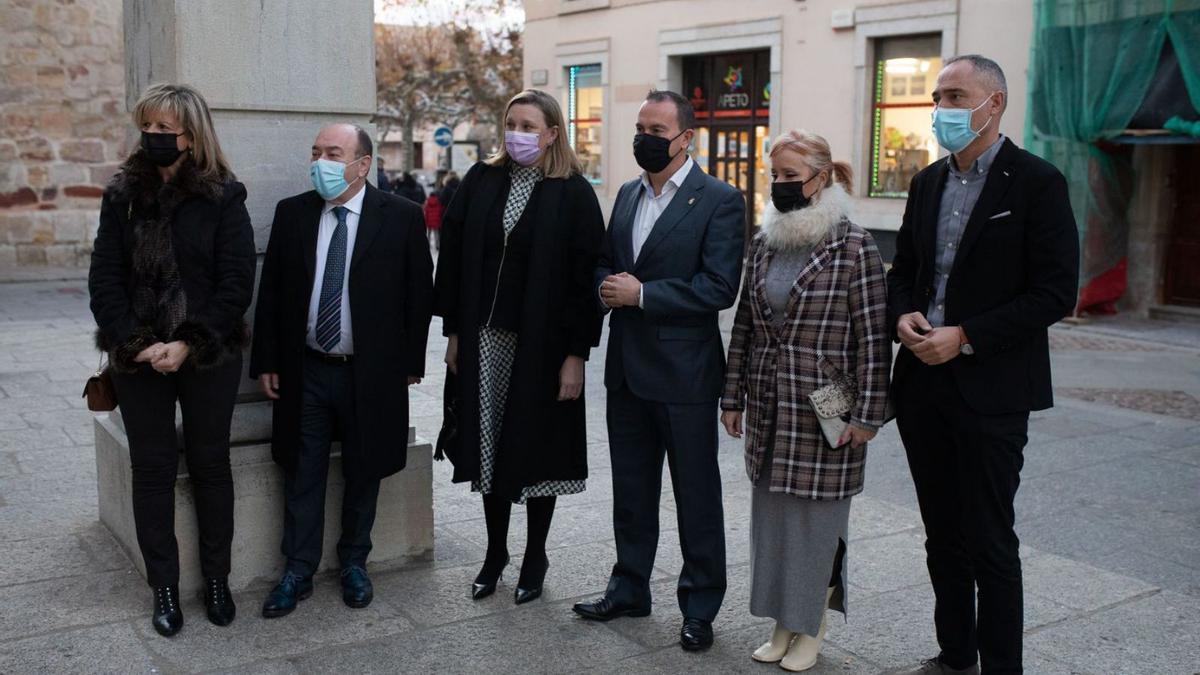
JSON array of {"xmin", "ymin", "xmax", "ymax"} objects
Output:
[
  {"xmin": 0, "ymin": 0, "xmax": 126, "ymax": 272},
  {"xmin": 521, "ymin": 0, "xmax": 1035, "ymax": 254}
]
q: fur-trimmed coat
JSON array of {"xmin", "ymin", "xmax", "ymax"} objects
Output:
[{"xmin": 89, "ymin": 152, "xmax": 256, "ymax": 372}]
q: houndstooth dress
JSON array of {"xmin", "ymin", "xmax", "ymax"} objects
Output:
[{"xmin": 471, "ymin": 164, "xmax": 587, "ymax": 505}]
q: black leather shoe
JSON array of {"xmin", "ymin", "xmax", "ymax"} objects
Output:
[
  {"xmin": 261, "ymin": 571, "xmax": 313, "ymax": 618},
  {"xmin": 680, "ymin": 617, "xmax": 714, "ymax": 651},
  {"xmin": 514, "ymin": 556, "xmax": 550, "ymax": 605},
  {"xmin": 572, "ymin": 595, "xmax": 651, "ymax": 621},
  {"xmin": 340, "ymin": 565, "xmax": 374, "ymax": 609},
  {"xmin": 203, "ymin": 576, "xmax": 236, "ymax": 626},
  {"xmin": 151, "ymin": 585, "xmax": 183, "ymax": 637},
  {"xmin": 472, "ymin": 555, "xmax": 509, "ymax": 600}
]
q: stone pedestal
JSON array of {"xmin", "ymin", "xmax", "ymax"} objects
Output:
[{"xmin": 95, "ymin": 406, "xmax": 434, "ymax": 594}]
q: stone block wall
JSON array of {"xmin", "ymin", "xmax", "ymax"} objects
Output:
[{"xmin": 0, "ymin": 0, "xmax": 126, "ymax": 271}]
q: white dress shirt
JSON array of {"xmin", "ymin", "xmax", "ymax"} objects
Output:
[
  {"xmin": 631, "ymin": 156, "xmax": 694, "ymax": 307},
  {"xmin": 306, "ymin": 185, "xmax": 365, "ymax": 354},
  {"xmin": 633, "ymin": 156, "xmax": 694, "ymax": 261}
]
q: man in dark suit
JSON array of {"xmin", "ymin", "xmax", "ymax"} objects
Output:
[
  {"xmin": 887, "ymin": 56, "xmax": 1079, "ymax": 675},
  {"xmin": 573, "ymin": 90, "xmax": 745, "ymax": 651},
  {"xmin": 249, "ymin": 123, "xmax": 433, "ymax": 618}
]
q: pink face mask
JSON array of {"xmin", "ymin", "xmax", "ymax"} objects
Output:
[{"xmin": 505, "ymin": 130, "xmax": 543, "ymax": 166}]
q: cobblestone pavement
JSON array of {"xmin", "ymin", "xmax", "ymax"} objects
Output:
[{"xmin": 0, "ymin": 280, "xmax": 1198, "ymax": 674}]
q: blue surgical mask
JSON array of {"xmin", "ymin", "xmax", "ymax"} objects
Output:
[
  {"xmin": 931, "ymin": 93, "xmax": 996, "ymax": 153},
  {"xmin": 310, "ymin": 157, "xmax": 365, "ymax": 201}
]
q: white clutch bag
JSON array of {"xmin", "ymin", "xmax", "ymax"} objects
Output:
[{"xmin": 808, "ymin": 377, "xmax": 857, "ymax": 449}]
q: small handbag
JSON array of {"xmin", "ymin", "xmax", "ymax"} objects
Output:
[
  {"xmin": 82, "ymin": 353, "xmax": 117, "ymax": 412},
  {"xmin": 434, "ymin": 369, "xmax": 458, "ymax": 463},
  {"xmin": 808, "ymin": 375, "xmax": 856, "ymax": 449}
]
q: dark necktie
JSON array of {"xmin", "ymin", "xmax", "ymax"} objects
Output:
[{"xmin": 315, "ymin": 206, "xmax": 349, "ymax": 352}]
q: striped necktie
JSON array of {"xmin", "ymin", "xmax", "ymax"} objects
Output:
[{"xmin": 315, "ymin": 206, "xmax": 349, "ymax": 352}]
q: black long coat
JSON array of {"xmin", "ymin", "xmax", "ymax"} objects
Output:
[
  {"xmin": 433, "ymin": 162, "xmax": 604, "ymax": 500},
  {"xmin": 89, "ymin": 154, "xmax": 256, "ymax": 370},
  {"xmin": 249, "ymin": 184, "xmax": 434, "ymax": 479}
]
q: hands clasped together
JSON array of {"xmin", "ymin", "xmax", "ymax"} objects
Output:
[
  {"xmin": 134, "ymin": 341, "xmax": 190, "ymax": 375},
  {"xmin": 896, "ymin": 311, "xmax": 966, "ymax": 366}
]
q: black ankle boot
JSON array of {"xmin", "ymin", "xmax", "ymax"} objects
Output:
[
  {"xmin": 203, "ymin": 576, "xmax": 236, "ymax": 626},
  {"xmin": 514, "ymin": 555, "xmax": 550, "ymax": 605},
  {"xmin": 152, "ymin": 585, "xmax": 183, "ymax": 637},
  {"xmin": 472, "ymin": 554, "xmax": 509, "ymax": 600}
]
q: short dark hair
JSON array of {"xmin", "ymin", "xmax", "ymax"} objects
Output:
[
  {"xmin": 645, "ymin": 90, "xmax": 697, "ymax": 132},
  {"xmin": 353, "ymin": 125, "xmax": 373, "ymax": 159},
  {"xmin": 945, "ymin": 54, "xmax": 1008, "ymax": 108}
]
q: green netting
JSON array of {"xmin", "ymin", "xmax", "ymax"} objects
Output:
[{"xmin": 1025, "ymin": 0, "xmax": 1200, "ymax": 312}]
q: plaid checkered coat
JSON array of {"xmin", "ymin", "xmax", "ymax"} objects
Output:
[{"xmin": 721, "ymin": 211, "xmax": 891, "ymax": 500}]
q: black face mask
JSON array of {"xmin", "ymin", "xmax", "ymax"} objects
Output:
[
  {"xmin": 771, "ymin": 174, "xmax": 821, "ymax": 213},
  {"xmin": 633, "ymin": 130, "xmax": 687, "ymax": 174},
  {"xmin": 141, "ymin": 131, "xmax": 186, "ymax": 168}
]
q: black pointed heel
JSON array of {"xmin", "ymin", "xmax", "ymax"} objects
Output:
[
  {"xmin": 514, "ymin": 556, "xmax": 549, "ymax": 605},
  {"xmin": 471, "ymin": 554, "xmax": 509, "ymax": 600}
]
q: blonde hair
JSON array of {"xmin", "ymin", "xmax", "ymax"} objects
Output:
[
  {"xmin": 486, "ymin": 89, "xmax": 583, "ymax": 179},
  {"xmin": 132, "ymin": 83, "xmax": 233, "ymax": 182},
  {"xmin": 768, "ymin": 130, "xmax": 852, "ymax": 193}
]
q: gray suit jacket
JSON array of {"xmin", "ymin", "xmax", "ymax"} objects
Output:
[{"xmin": 595, "ymin": 162, "xmax": 746, "ymax": 404}]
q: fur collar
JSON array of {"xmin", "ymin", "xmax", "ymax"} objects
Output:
[
  {"xmin": 106, "ymin": 151, "xmax": 225, "ymax": 209},
  {"xmin": 760, "ymin": 182, "xmax": 851, "ymax": 251}
]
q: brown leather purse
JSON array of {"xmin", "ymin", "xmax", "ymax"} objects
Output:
[{"xmin": 83, "ymin": 353, "xmax": 117, "ymax": 412}]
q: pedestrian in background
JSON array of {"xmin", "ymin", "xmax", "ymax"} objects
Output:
[
  {"xmin": 375, "ymin": 156, "xmax": 391, "ymax": 192},
  {"xmin": 434, "ymin": 89, "xmax": 605, "ymax": 606},
  {"xmin": 721, "ymin": 130, "xmax": 890, "ymax": 671},
  {"xmin": 439, "ymin": 171, "xmax": 460, "ymax": 209},
  {"xmin": 394, "ymin": 171, "xmax": 426, "ymax": 205},
  {"xmin": 88, "ymin": 83, "xmax": 255, "ymax": 637},
  {"xmin": 423, "ymin": 186, "xmax": 445, "ymax": 251}
]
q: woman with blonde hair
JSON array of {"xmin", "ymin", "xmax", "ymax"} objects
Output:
[
  {"xmin": 434, "ymin": 89, "xmax": 605, "ymax": 605},
  {"xmin": 89, "ymin": 83, "xmax": 255, "ymax": 636},
  {"xmin": 720, "ymin": 130, "xmax": 891, "ymax": 670}
]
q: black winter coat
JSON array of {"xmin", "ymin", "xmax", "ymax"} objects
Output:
[
  {"xmin": 89, "ymin": 153, "xmax": 256, "ymax": 371},
  {"xmin": 433, "ymin": 162, "xmax": 604, "ymax": 500},
  {"xmin": 249, "ymin": 185, "xmax": 434, "ymax": 479}
]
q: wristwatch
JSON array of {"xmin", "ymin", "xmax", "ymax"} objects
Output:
[{"xmin": 957, "ymin": 326, "xmax": 974, "ymax": 356}]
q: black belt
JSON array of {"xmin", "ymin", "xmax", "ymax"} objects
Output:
[{"xmin": 305, "ymin": 347, "xmax": 353, "ymax": 364}]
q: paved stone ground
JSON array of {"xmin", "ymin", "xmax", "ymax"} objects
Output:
[{"xmin": 0, "ymin": 280, "xmax": 1198, "ymax": 674}]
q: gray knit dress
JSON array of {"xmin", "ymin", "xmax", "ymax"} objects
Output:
[{"xmin": 748, "ymin": 245, "xmax": 851, "ymax": 637}]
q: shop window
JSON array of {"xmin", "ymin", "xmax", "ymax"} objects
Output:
[
  {"xmin": 869, "ymin": 35, "xmax": 941, "ymax": 198},
  {"xmin": 566, "ymin": 64, "xmax": 603, "ymax": 184}
]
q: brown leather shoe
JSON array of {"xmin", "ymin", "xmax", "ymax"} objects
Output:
[{"xmin": 891, "ymin": 656, "xmax": 981, "ymax": 675}]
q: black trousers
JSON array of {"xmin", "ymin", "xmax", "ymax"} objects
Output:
[
  {"xmin": 605, "ymin": 384, "xmax": 727, "ymax": 622},
  {"xmin": 896, "ymin": 363, "xmax": 1029, "ymax": 675},
  {"xmin": 112, "ymin": 355, "xmax": 241, "ymax": 588},
  {"xmin": 281, "ymin": 353, "xmax": 381, "ymax": 577}
]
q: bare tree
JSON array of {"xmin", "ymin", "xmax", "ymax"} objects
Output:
[
  {"xmin": 375, "ymin": 23, "xmax": 473, "ymax": 172},
  {"xmin": 376, "ymin": 0, "xmax": 524, "ymax": 165}
]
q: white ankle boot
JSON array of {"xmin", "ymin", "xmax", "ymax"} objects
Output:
[
  {"xmin": 779, "ymin": 587, "xmax": 834, "ymax": 672},
  {"xmin": 751, "ymin": 622, "xmax": 796, "ymax": 663}
]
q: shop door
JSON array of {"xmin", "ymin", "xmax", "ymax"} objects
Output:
[
  {"xmin": 1164, "ymin": 145, "xmax": 1200, "ymax": 306},
  {"xmin": 709, "ymin": 126, "xmax": 755, "ymax": 241}
]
